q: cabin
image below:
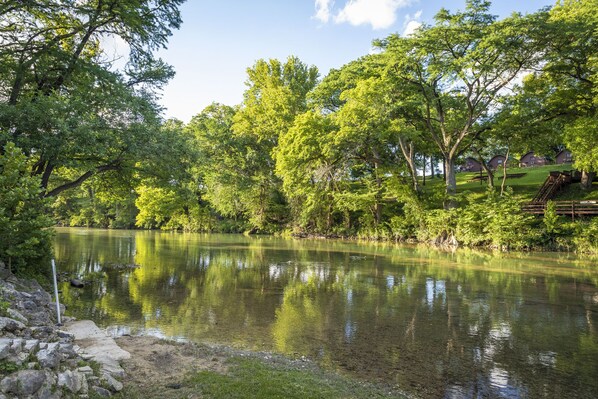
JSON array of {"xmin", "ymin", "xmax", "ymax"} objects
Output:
[
  {"xmin": 488, "ymin": 155, "xmax": 506, "ymax": 170},
  {"xmin": 461, "ymin": 157, "xmax": 482, "ymax": 172},
  {"xmin": 519, "ymin": 151, "xmax": 549, "ymax": 167},
  {"xmin": 555, "ymin": 149, "xmax": 573, "ymax": 164}
]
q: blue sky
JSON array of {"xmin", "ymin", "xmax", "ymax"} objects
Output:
[{"xmin": 156, "ymin": 0, "xmax": 555, "ymax": 122}]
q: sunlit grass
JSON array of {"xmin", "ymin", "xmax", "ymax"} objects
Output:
[
  {"xmin": 420, "ymin": 164, "xmax": 597, "ymax": 201},
  {"xmin": 186, "ymin": 357, "xmax": 404, "ymax": 399}
]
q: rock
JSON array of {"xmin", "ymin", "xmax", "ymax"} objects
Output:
[
  {"xmin": 0, "ymin": 317, "xmax": 26, "ymax": 333},
  {"xmin": 23, "ymin": 300, "xmax": 38, "ymax": 310},
  {"xmin": 57, "ymin": 370, "xmax": 87, "ymax": 393},
  {"xmin": 78, "ymin": 366, "xmax": 93, "ymax": 375},
  {"xmin": 31, "ymin": 326, "xmax": 54, "ymax": 340},
  {"xmin": 101, "ymin": 373, "xmax": 123, "ymax": 392},
  {"xmin": 17, "ymin": 370, "xmax": 46, "ymax": 396},
  {"xmin": 31, "ymin": 288, "xmax": 51, "ymax": 304},
  {"xmin": 58, "ymin": 343, "xmax": 77, "ymax": 359},
  {"xmin": 57, "ymin": 330, "xmax": 75, "ymax": 340},
  {"xmin": 91, "ymin": 385, "xmax": 112, "ymax": 397},
  {"xmin": 0, "ymin": 339, "xmax": 11, "ymax": 360},
  {"xmin": 36, "ymin": 345, "xmax": 60, "ymax": 369},
  {"xmin": 0, "ymin": 375, "xmax": 17, "ymax": 394},
  {"xmin": 24, "ymin": 339, "xmax": 40, "ymax": 353},
  {"xmin": 0, "ymin": 370, "xmax": 46, "ymax": 396},
  {"xmin": 10, "ymin": 338, "xmax": 23, "ymax": 353},
  {"xmin": 6, "ymin": 308, "xmax": 27, "ymax": 324},
  {"xmin": 27, "ymin": 310, "xmax": 52, "ymax": 326},
  {"xmin": 70, "ymin": 279, "xmax": 85, "ymax": 288}
]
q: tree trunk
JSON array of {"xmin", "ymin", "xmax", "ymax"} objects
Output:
[
  {"xmin": 422, "ymin": 154, "xmax": 426, "ymax": 186},
  {"xmin": 473, "ymin": 148, "xmax": 494, "ymax": 188},
  {"xmin": 444, "ymin": 157, "xmax": 457, "ymax": 209},
  {"xmin": 581, "ymin": 171, "xmax": 595, "ymax": 190},
  {"xmin": 398, "ymin": 137, "xmax": 420, "ymax": 193},
  {"xmin": 374, "ymin": 160, "xmax": 382, "ymax": 226},
  {"xmin": 500, "ymin": 147, "xmax": 510, "ymax": 196}
]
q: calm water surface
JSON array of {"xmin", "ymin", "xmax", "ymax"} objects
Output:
[{"xmin": 54, "ymin": 228, "xmax": 598, "ymax": 398}]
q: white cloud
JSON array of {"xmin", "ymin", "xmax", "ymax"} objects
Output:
[
  {"xmin": 314, "ymin": 0, "xmax": 334, "ymax": 23},
  {"xmin": 402, "ymin": 10, "xmax": 422, "ymax": 36},
  {"xmin": 334, "ymin": 0, "xmax": 412, "ymax": 30}
]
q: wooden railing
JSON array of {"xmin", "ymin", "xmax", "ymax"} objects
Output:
[
  {"xmin": 522, "ymin": 200, "xmax": 598, "ymax": 219},
  {"xmin": 532, "ymin": 171, "xmax": 573, "ymax": 203}
]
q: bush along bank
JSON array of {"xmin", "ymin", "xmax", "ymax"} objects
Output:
[
  {"xmin": 0, "ymin": 261, "xmax": 123, "ymax": 398},
  {"xmin": 392, "ymin": 194, "xmax": 598, "ymax": 253}
]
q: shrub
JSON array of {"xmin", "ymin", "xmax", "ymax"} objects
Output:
[
  {"xmin": 573, "ymin": 218, "xmax": 598, "ymax": 254},
  {"xmin": 0, "ymin": 142, "xmax": 54, "ymax": 275}
]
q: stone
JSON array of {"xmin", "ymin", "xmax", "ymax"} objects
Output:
[
  {"xmin": 24, "ymin": 339, "xmax": 40, "ymax": 353},
  {"xmin": 0, "ymin": 375, "xmax": 17, "ymax": 394},
  {"xmin": 78, "ymin": 366, "xmax": 93, "ymax": 375},
  {"xmin": 57, "ymin": 370, "xmax": 87, "ymax": 393},
  {"xmin": 57, "ymin": 330, "xmax": 75, "ymax": 340},
  {"xmin": 27, "ymin": 311, "xmax": 52, "ymax": 326},
  {"xmin": 91, "ymin": 385, "xmax": 112, "ymax": 397},
  {"xmin": 30, "ymin": 325, "xmax": 55, "ymax": 340},
  {"xmin": 23, "ymin": 300, "xmax": 38, "ymax": 310},
  {"xmin": 16, "ymin": 351, "xmax": 29, "ymax": 363},
  {"xmin": 0, "ymin": 339, "xmax": 11, "ymax": 360},
  {"xmin": 6, "ymin": 308, "xmax": 27, "ymax": 324},
  {"xmin": 59, "ymin": 343, "xmax": 77, "ymax": 359},
  {"xmin": 10, "ymin": 338, "xmax": 23, "ymax": 353},
  {"xmin": 15, "ymin": 369, "xmax": 46, "ymax": 396},
  {"xmin": 0, "ymin": 317, "xmax": 26, "ymax": 333},
  {"xmin": 36, "ymin": 346, "xmax": 60, "ymax": 369},
  {"xmin": 31, "ymin": 289, "xmax": 51, "ymax": 304},
  {"xmin": 70, "ymin": 279, "xmax": 85, "ymax": 288},
  {"xmin": 101, "ymin": 373, "xmax": 123, "ymax": 392}
]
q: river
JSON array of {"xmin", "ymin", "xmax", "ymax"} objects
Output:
[{"xmin": 54, "ymin": 228, "xmax": 598, "ymax": 398}]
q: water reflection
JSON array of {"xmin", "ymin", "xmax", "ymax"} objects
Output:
[{"xmin": 55, "ymin": 228, "xmax": 598, "ymax": 398}]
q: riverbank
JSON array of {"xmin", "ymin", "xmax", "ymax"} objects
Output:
[
  {"xmin": 1, "ymin": 261, "xmax": 407, "ymax": 399},
  {"xmin": 0, "ymin": 262, "xmax": 126, "ymax": 398},
  {"xmin": 112, "ymin": 336, "xmax": 406, "ymax": 399}
]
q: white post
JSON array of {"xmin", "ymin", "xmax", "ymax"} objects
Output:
[{"xmin": 51, "ymin": 259, "xmax": 62, "ymax": 325}]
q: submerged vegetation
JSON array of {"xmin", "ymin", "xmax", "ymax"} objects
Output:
[{"xmin": 1, "ymin": 0, "xmax": 598, "ymax": 272}]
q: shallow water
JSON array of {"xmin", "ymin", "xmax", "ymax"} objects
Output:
[{"xmin": 54, "ymin": 228, "xmax": 598, "ymax": 398}]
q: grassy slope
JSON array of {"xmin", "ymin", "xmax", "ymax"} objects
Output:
[{"xmin": 420, "ymin": 164, "xmax": 598, "ymax": 202}]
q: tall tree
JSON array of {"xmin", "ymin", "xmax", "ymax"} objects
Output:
[
  {"xmin": 377, "ymin": 0, "xmax": 536, "ymax": 203},
  {"xmin": 230, "ymin": 57, "xmax": 318, "ymax": 231},
  {"xmin": 0, "ymin": 0, "xmax": 184, "ymax": 196}
]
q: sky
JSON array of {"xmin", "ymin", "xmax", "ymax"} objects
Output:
[{"xmin": 155, "ymin": 0, "xmax": 555, "ymax": 123}]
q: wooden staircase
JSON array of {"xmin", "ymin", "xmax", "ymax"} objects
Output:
[{"xmin": 531, "ymin": 171, "xmax": 574, "ymax": 203}]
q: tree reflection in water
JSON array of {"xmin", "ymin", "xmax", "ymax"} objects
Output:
[{"xmin": 55, "ymin": 228, "xmax": 598, "ymax": 398}]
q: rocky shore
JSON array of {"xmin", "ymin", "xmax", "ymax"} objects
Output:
[{"xmin": 0, "ymin": 262, "xmax": 124, "ymax": 398}]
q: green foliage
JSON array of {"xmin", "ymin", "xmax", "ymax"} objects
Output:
[
  {"xmin": 543, "ymin": 201, "xmax": 561, "ymax": 235},
  {"xmin": 0, "ymin": 360, "xmax": 21, "ymax": 375},
  {"xmin": 573, "ymin": 218, "xmax": 598, "ymax": 254},
  {"xmin": 414, "ymin": 189, "xmax": 537, "ymax": 250},
  {"xmin": 0, "ymin": 142, "xmax": 53, "ymax": 274}
]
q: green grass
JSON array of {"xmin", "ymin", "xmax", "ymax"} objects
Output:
[
  {"xmin": 185, "ymin": 357, "xmax": 404, "ymax": 399},
  {"xmin": 421, "ymin": 164, "xmax": 597, "ymax": 202}
]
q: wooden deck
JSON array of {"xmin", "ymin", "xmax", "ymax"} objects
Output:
[{"xmin": 522, "ymin": 200, "xmax": 598, "ymax": 219}]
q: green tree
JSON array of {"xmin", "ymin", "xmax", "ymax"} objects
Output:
[
  {"xmin": 0, "ymin": 0, "xmax": 185, "ymax": 196},
  {"xmin": 0, "ymin": 143, "xmax": 53, "ymax": 273},
  {"xmin": 377, "ymin": 0, "xmax": 537, "ymax": 203},
  {"xmin": 230, "ymin": 57, "xmax": 318, "ymax": 231}
]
